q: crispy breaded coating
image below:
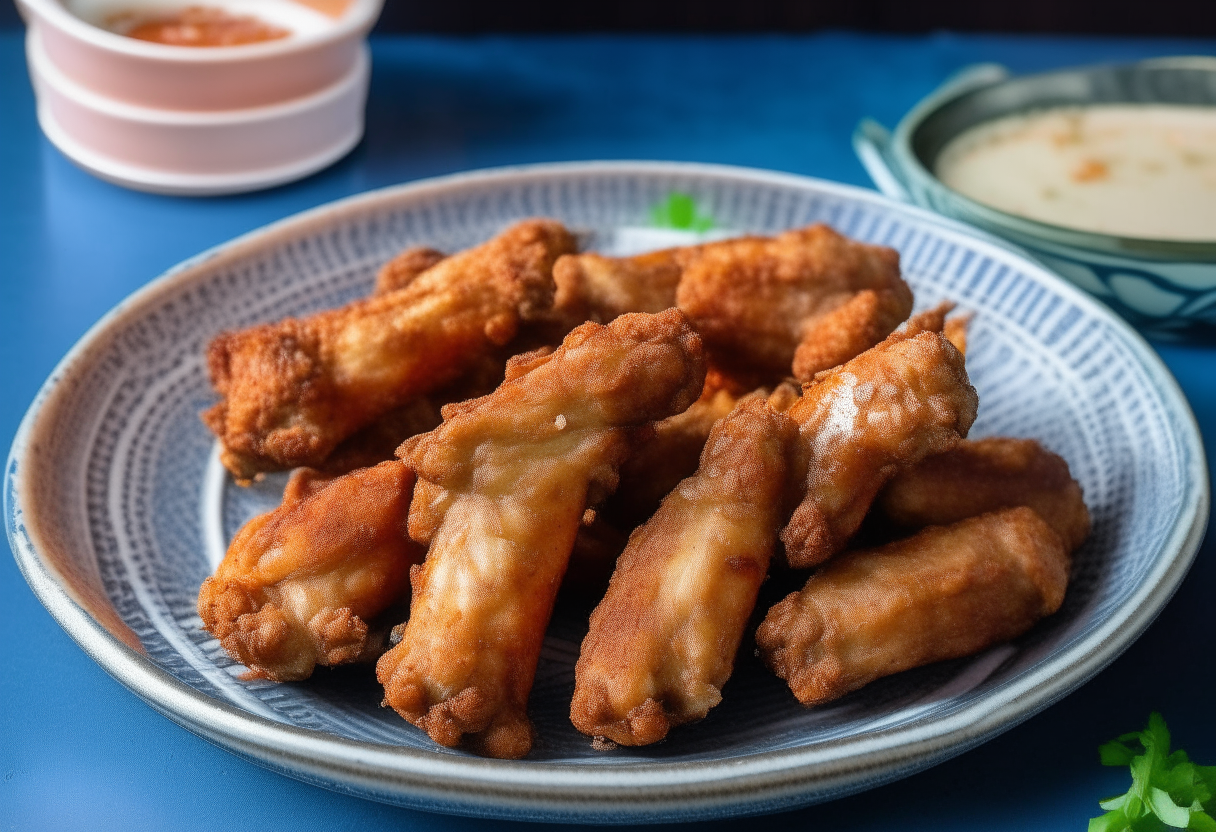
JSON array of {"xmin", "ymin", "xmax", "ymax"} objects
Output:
[
  {"xmin": 602, "ymin": 371, "xmax": 802, "ymax": 530},
  {"xmin": 877, "ymin": 437, "xmax": 1091, "ymax": 551},
  {"xmin": 572, "ymin": 397, "xmax": 797, "ymax": 745},
  {"xmin": 314, "ymin": 349, "xmax": 513, "ymax": 477},
  {"xmin": 314, "ymin": 397, "xmax": 444, "ymax": 477},
  {"xmin": 198, "ymin": 460, "xmax": 422, "ymax": 681},
  {"xmin": 376, "ymin": 309, "xmax": 707, "ymax": 759},
  {"xmin": 789, "ymin": 288, "xmax": 914, "ymax": 380},
  {"xmin": 675, "ymin": 224, "xmax": 913, "ymax": 382},
  {"xmin": 552, "ymin": 247, "xmax": 687, "ymax": 325},
  {"xmin": 901, "ymin": 300, "xmax": 971, "ymax": 355},
  {"xmin": 781, "ymin": 329, "xmax": 978, "ymax": 568},
  {"xmin": 944, "ymin": 315, "xmax": 970, "ymax": 355},
  {"xmin": 603, "ymin": 375, "xmax": 740, "ymax": 528},
  {"xmin": 756, "ymin": 507, "xmax": 1070, "ymax": 707},
  {"xmin": 373, "ymin": 246, "xmax": 447, "ymax": 295},
  {"xmin": 203, "ymin": 219, "xmax": 576, "ymax": 482},
  {"xmin": 767, "ymin": 380, "xmax": 802, "ymax": 413},
  {"xmin": 903, "ymin": 300, "xmax": 954, "ymax": 337}
]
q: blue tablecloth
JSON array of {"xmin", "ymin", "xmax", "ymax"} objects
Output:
[{"xmin": 1, "ymin": 29, "xmax": 1213, "ymax": 831}]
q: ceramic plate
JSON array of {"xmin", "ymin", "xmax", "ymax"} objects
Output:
[{"xmin": 5, "ymin": 162, "xmax": 1208, "ymax": 822}]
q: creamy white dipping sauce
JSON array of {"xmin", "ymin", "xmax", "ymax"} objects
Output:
[{"xmin": 935, "ymin": 105, "xmax": 1216, "ymax": 241}]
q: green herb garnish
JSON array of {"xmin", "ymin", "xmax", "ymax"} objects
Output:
[
  {"xmin": 650, "ymin": 193, "xmax": 714, "ymax": 232},
  {"xmin": 1089, "ymin": 713, "xmax": 1216, "ymax": 832}
]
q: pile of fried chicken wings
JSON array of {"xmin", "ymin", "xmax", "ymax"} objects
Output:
[{"xmin": 198, "ymin": 219, "xmax": 1089, "ymax": 758}]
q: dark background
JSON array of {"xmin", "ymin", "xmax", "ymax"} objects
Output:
[{"xmin": 3, "ymin": 0, "xmax": 1216, "ymax": 35}]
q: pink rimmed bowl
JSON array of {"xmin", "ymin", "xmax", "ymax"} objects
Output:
[
  {"xmin": 18, "ymin": 0, "xmax": 382, "ymax": 194},
  {"xmin": 17, "ymin": 0, "xmax": 383, "ymax": 110}
]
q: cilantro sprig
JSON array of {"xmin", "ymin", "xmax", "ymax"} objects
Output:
[
  {"xmin": 1090, "ymin": 713, "xmax": 1216, "ymax": 832},
  {"xmin": 650, "ymin": 193, "xmax": 715, "ymax": 232}
]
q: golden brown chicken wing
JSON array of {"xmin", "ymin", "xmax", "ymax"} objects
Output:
[
  {"xmin": 675, "ymin": 224, "xmax": 913, "ymax": 382},
  {"xmin": 313, "ymin": 397, "xmax": 444, "ymax": 477},
  {"xmin": 781, "ymin": 328, "xmax": 978, "ymax": 569},
  {"xmin": 571, "ymin": 396, "xmax": 797, "ymax": 745},
  {"xmin": 756, "ymin": 507, "xmax": 1070, "ymax": 707},
  {"xmin": 197, "ymin": 460, "xmax": 422, "ymax": 681},
  {"xmin": 203, "ymin": 219, "xmax": 576, "ymax": 482},
  {"xmin": 900, "ymin": 300, "xmax": 971, "ymax": 355},
  {"xmin": 602, "ymin": 373, "xmax": 741, "ymax": 528},
  {"xmin": 944, "ymin": 314, "xmax": 970, "ymax": 355},
  {"xmin": 877, "ymin": 437, "xmax": 1091, "ymax": 551},
  {"xmin": 373, "ymin": 246, "xmax": 447, "ymax": 295},
  {"xmin": 552, "ymin": 247, "xmax": 687, "ymax": 325},
  {"xmin": 376, "ymin": 309, "xmax": 706, "ymax": 759},
  {"xmin": 313, "ymin": 347, "xmax": 517, "ymax": 477}
]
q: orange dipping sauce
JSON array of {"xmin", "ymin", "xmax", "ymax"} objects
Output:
[{"xmin": 110, "ymin": 6, "xmax": 290, "ymax": 46}]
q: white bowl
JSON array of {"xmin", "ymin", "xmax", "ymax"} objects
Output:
[
  {"xmin": 16, "ymin": 0, "xmax": 382, "ymax": 110},
  {"xmin": 26, "ymin": 26, "xmax": 369, "ymax": 195}
]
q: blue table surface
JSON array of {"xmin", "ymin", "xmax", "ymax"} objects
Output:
[{"xmin": 1, "ymin": 27, "xmax": 1213, "ymax": 832}]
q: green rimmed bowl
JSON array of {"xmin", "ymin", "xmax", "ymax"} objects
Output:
[{"xmin": 854, "ymin": 58, "xmax": 1216, "ymax": 341}]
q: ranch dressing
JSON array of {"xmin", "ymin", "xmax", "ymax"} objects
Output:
[{"xmin": 935, "ymin": 105, "xmax": 1216, "ymax": 241}]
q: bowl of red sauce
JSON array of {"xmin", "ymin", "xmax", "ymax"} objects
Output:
[{"xmin": 17, "ymin": 0, "xmax": 383, "ymax": 194}]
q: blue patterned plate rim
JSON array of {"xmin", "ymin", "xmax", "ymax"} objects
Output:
[{"xmin": 5, "ymin": 161, "xmax": 1209, "ymax": 822}]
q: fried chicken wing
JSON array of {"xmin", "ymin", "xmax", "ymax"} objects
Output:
[
  {"xmin": 900, "ymin": 300, "xmax": 971, "ymax": 355},
  {"xmin": 602, "ymin": 372, "xmax": 740, "ymax": 528},
  {"xmin": 944, "ymin": 314, "xmax": 970, "ymax": 355},
  {"xmin": 571, "ymin": 396, "xmax": 797, "ymax": 745},
  {"xmin": 552, "ymin": 247, "xmax": 687, "ymax": 325},
  {"xmin": 197, "ymin": 460, "xmax": 422, "ymax": 681},
  {"xmin": 600, "ymin": 366, "xmax": 801, "ymax": 529},
  {"xmin": 314, "ymin": 397, "xmax": 444, "ymax": 477},
  {"xmin": 781, "ymin": 329, "xmax": 978, "ymax": 568},
  {"xmin": 376, "ymin": 309, "xmax": 706, "ymax": 759},
  {"xmin": 314, "ymin": 348, "xmax": 515, "ymax": 477},
  {"xmin": 877, "ymin": 437, "xmax": 1091, "ymax": 551},
  {"xmin": 373, "ymin": 246, "xmax": 447, "ymax": 295},
  {"xmin": 203, "ymin": 219, "xmax": 576, "ymax": 482},
  {"xmin": 675, "ymin": 224, "xmax": 914, "ymax": 382},
  {"xmin": 757, "ymin": 507, "xmax": 1070, "ymax": 706}
]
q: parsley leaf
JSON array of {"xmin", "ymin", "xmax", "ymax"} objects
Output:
[
  {"xmin": 1090, "ymin": 714, "xmax": 1216, "ymax": 832},
  {"xmin": 650, "ymin": 193, "xmax": 715, "ymax": 232}
]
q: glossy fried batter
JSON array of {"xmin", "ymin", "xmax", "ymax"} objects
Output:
[
  {"xmin": 756, "ymin": 507, "xmax": 1070, "ymax": 706},
  {"xmin": 373, "ymin": 246, "xmax": 447, "ymax": 295},
  {"xmin": 197, "ymin": 460, "xmax": 422, "ymax": 681},
  {"xmin": 572, "ymin": 396, "xmax": 797, "ymax": 745},
  {"xmin": 877, "ymin": 437, "xmax": 1091, "ymax": 551},
  {"xmin": 675, "ymin": 224, "xmax": 914, "ymax": 382},
  {"xmin": 203, "ymin": 219, "xmax": 576, "ymax": 482},
  {"xmin": 552, "ymin": 247, "xmax": 687, "ymax": 325},
  {"xmin": 781, "ymin": 328, "xmax": 978, "ymax": 568},
  {"xmin": 376, "ymin": 309, "xmax": 706, "ymax": 759}
]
